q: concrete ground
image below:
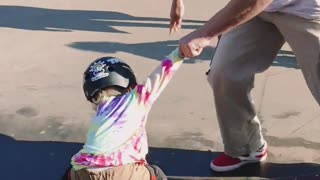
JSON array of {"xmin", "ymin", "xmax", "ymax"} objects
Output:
[{"xmin": 0, "ymin": 0, "xmax": 319, "ymax": 179}]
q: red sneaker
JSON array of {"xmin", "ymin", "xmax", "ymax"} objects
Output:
[{"xmin": 210, "ymin": 142, "xmax": 267, "ymax": 172}]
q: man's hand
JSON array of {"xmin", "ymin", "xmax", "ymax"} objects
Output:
[
  {"xmin": 170, "ymin": 0, "xmax": 184, "ymax": 34},
  {"xmin": 178, "ymin": 0, "xmax": 273, "ymax": 58},
  {"xmin": 179, "ymin": 28, "xmax": 211, "ymax": 58}
]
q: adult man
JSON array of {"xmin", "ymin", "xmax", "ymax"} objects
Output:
[{"xmin": 170, "ymin": 0, "xmax": 320, "ymax": 172}]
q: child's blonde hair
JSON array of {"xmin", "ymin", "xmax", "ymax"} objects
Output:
[{"xmin": 91, "ymin": 86, "xmax": 129, "ymax": 109}]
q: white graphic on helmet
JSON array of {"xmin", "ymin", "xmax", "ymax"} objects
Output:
[
  {"xmin": 89, "ymin": 61, "xmax": 110, "ymax": 81},
  {"xmin": 106, "ymin": 58, "xmax": 120, "ymax": 64}
]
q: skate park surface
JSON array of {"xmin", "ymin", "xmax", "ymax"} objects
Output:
[{"xmin": 0, "ymin": 1, "xmax": 320, "ymax": 179}]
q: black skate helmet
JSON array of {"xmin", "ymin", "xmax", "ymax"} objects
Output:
[{"xmin": 83, "ymin": 56, "xmax": 137, "ymax": 102}]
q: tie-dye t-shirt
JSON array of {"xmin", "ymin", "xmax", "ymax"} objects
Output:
[
  {"xmin": 265, "ymin": 0, "xmax": 320, "ymax": 19},
  {"xmin": 71, "ymin": 49, "xmax": 183, "ymax": 170}
]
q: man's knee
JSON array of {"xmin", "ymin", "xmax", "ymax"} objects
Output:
[
  {"xmin": 207, "ymin": 65, "xmax": 237, "ymax": 90},
  {"xmin": 206, "ymin": 68, "xmax": 215, "ymax": 89}
]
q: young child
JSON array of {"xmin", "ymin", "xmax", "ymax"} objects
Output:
[{"xmin": 68, "ymin": 48, "xmax": 184, "ymax": 180}]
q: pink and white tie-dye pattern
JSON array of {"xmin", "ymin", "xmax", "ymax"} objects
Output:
[
  {"xmin": 71, "ymin": 49, "xmax": 183, "ymax": 170},
  {"xmin": 72, "ymin": 127, "xmax": 147, "ymax": 168}
]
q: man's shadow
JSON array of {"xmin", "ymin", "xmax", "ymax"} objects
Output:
[
  {"xmin": 0, "ymin": 6, "xmax": 299, "ymax": 68},
  {"xmin": 1, "ymin": 134, "xmax": 319, "ymax": 180},
  {"xmin": 69, "ymin": 40, "xmax": 299, "ymax": 68},
  {"xmin": 0, "ymin": 6, "xmax": 204, "ymax": 33},
  {"xmin": 273, "ymin": 50, "xmax": 299, "ymax": 69},
  {"xmin": 68, "ymin": 40, "xmax": 214, "ymax": 64}
]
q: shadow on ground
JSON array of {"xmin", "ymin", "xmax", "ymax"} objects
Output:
[
  {"xmin": 273, "ymin": 50, "xmax": 299, "ymax": 69},
  {"xmin": 0, "ymin": 134, "xmax": 318, "ymax": 180},
  {"xmin": 68, "ymin": 40, "xmax": 214, "ymax": 64},
  {"xmin": 69, "ymin": 40, "xmax": 299, "ymax": 69},
  {"xmin": 0, "ymin": 5, "xmax": 204, "ymax": 33},
  {"xmin": 0, "ymin": 6, "xmax": 299, "ymax": 68}
]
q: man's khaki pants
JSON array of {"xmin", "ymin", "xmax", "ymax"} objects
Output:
[{"xmin": 207, "ymin": 12, "xmax": 320, "ymax": 157}]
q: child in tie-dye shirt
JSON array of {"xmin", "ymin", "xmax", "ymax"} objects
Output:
[{"xmin": 68, "ymin": 48, "xmax": 184, "ymax": 180}]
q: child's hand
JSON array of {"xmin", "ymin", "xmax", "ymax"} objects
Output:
[
  {"xmin": 168, "ymin": 48, "xmax": 185, "ymax": 62},
  {"xmin": 178, "ymin": 47, "xmax": 185, "ymax": 59}
]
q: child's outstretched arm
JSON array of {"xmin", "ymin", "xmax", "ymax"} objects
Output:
[{"xmin": 137, "ymin": 48, "xmax": 184, "ymax": 106}]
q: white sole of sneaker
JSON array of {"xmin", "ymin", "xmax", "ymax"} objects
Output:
[{"xmin": 210, "ymin": 154, "xmax": 267, "ymax": 172}]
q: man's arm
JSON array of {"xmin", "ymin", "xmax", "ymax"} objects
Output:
[
  {"xmin": 202, "ymin": 0, "xmax": 272, "ymax": 38},
  {"xmin": 179, "ymin": 0, "xmax": 273, "ymax": 57}
]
